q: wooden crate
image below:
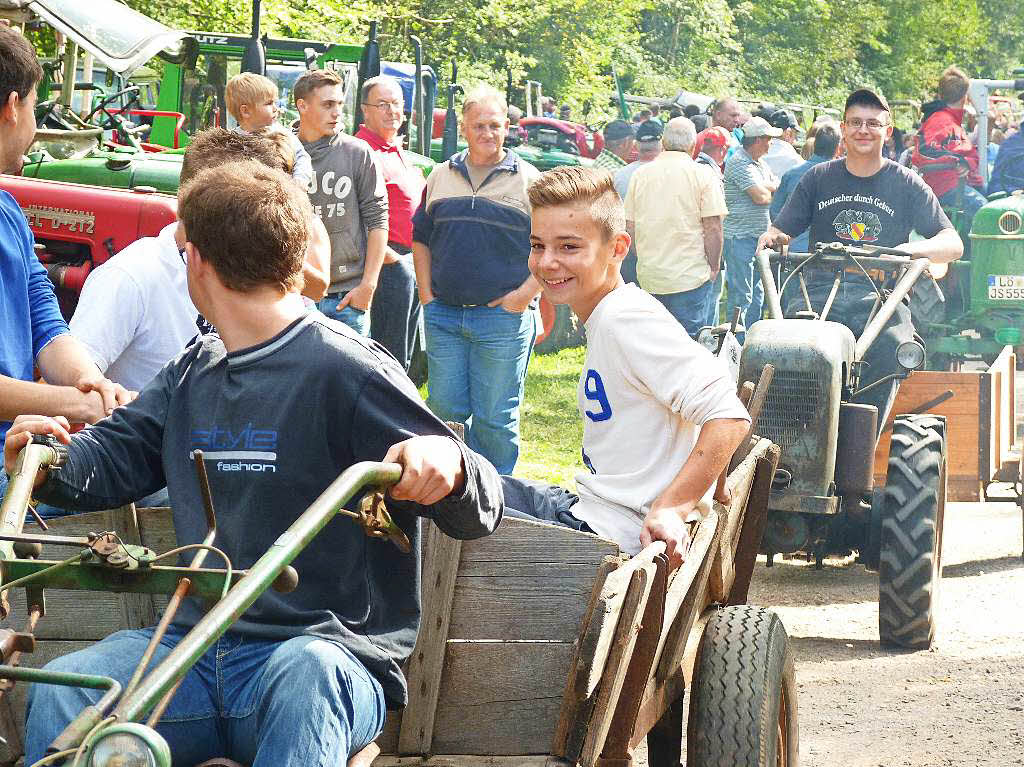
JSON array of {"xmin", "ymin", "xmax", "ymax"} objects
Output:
[{"xmin": 873, "ymin": 347, "xmax": 1018, "ymax": 501}]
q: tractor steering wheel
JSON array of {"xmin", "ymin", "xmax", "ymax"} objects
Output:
[{"xmin": 84, "ymin": 86, "xmax": 141, "ymax": 129}]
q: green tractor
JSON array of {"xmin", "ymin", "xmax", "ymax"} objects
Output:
[
  {"xmin": 917, "ymin": 192, "xmax": 1024, "ymax": 366},
  {"xmin": 10, "ymin": 0, "xmax": 435, "ymax": 194},
  {"xmin": 911, "ymin": 76, "xmax": 1024, "ymax": 368}
]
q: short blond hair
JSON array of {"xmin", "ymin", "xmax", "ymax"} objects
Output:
[
  {"xmin": 528, "ymin": 166, "xmax": 625, "ymax": 241},
  {"xmin": 461, "ymin": 84, "xmax": 507, "ymax": 116},
  {"xmin": 938, "ymin": 66, "xmax": 970, "ymax": 104},
  {"xmin": 225, "ymin": 72, "xmax": 278, "ymax": 121}
]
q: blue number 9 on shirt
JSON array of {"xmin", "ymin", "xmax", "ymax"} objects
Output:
[{"xmin": 583, "ymin": 370, "xmax": 612, "ymax": 422}]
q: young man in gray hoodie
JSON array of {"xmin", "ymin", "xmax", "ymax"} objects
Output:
[{"xmin": 296, "ymin": 69, "xmax": 388, "ymax": 335}]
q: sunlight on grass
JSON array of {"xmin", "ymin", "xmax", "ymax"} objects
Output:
[
  {"xmin": 420, "ymin": 346, "xmax": 585, "ymax": 486},
  {"xmin": 517, "ymin": 347, "xmax": 585, "ymax": 486}
]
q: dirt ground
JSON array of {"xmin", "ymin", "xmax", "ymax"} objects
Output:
[{"xmin": 747, "ymin": 494, "xmax": 1024, "ymax": 766}]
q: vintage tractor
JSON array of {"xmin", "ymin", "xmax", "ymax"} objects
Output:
[
  {"xmin": 0, "ymin": 175, "xmax": 177, "ymax": 319},
  {"xmin": 907, "ymin": 76, "xmax": 1024, "ymax": 368},
  {"xmin": 917, "ymin": 192, "xmax": 1024, "ymax": 366},
  {"xmin": 738, "ymin": 243, "xmax": 947, "ymax": 649}
]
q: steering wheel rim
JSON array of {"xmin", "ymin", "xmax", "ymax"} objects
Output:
[{"xmin": 84, "ymin": 85, "xmax": 141, "ymax": 127}]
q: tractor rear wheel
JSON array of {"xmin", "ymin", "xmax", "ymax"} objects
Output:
[
  {"xmin": 687, "ymin": 605, "xmax": 798, "ymax": 767},
  {"xmin": 878, "ymin": 414, "xmax": 947, "ymax": 649}
]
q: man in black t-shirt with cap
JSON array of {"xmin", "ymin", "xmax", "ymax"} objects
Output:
[{"xmin": 758, "ymin": 88, "xmax": 963, "ymax": 428}]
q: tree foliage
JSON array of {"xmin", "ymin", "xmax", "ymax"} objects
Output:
[{"xmin": 124, "ymin": 0, "xmax": 1024, "ymax": 120}]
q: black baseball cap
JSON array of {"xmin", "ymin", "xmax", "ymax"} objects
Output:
[
  {"xmin": 845, "ymin": 88, "xmax": 890, "ymax": 115},
  {"xmin": 603, "ymin": 120, "xmax": 635, "ymax": 141},
  {"xmin": 635, "ymin": 119, "xmax": 664, "ymax": 142},
  {"xmin": 769, "ymin": 109, "xmax": 799, "ymax": 130}
]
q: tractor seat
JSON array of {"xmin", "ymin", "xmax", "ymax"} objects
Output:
[{"xmin": 195, "ymin": 741, "xmax": 380, "ymax": 767}]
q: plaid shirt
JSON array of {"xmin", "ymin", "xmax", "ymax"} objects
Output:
[{"xmin": 593, "ymin": 148, "xmax": 627, "ymax": 170}]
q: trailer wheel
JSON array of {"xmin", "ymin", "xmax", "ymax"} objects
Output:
[
  {"xmin": 878, "ymin": 414, "xmax": 947, "ymax": 649},
  {"xmin": 687, "ymin": 605, "xmax": 798, "ymax": 767}
]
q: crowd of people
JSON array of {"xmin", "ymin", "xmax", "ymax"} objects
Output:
[{"xmin": 0, "ymin": 15, "xmax": 1017, "ymax": 762}]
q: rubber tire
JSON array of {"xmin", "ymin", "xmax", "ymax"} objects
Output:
[
  {"xmin": 878, "ymin": 414, "xmax": 947, "ymax": 649},
  {"xmin": 687, "ymin": 605, "xmax": 798, "ymax": 767}
]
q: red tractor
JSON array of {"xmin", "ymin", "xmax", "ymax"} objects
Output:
[{"xmin": 0, "ymin": 176, "xmax": 177, "ymax": 320}]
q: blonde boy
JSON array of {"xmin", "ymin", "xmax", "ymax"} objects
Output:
[
  {"xmin": 501, "ymin": 166, "xmax": 750, "ymax": 567},
  {"xmin": 225, "ymin": 72, "xmax": 313, "ymax": 187}
]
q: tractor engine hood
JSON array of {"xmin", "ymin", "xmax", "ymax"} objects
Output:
[{"xmin": 0, "ymin": 0, "xmax": 195, "ymax": 76}]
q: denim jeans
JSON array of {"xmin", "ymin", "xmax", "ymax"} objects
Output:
[
  {"xmin": 370, "ymin": 256, "xmax": 422, "ymax": 371},
  {"xmin": 939, "ymin": 185, "xmax": 986, "ymax": 257},
  {"xmin": 500, "ymin": 475, "xmax": 591, "ymax": 532},
  {"xmin": 705, "ymin": 269, "xmax": 724, "ymax": 327},
  {"xmin": 320, "ymin": 292, "xmax": 369, "ymax": 336},
  {"xmin": 724, "ymin": 235, "xmax": 765, "ymax": 341},
  {"xmin": 423, "ymin": 301, "xmax": 536, "ymax": 474},
  {"xmin": 652, "ymin": 281, "xmax": 714, "ymax": 338},
  {"xmin": 25, "ymin": 626, "xmax": 386, "ymax": 767}
]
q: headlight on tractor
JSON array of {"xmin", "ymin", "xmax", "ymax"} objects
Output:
[
  {"xmin": 896, "ymin": 340, "xmax": 926, "ymax": 370},
  {"xmin": 87, "ymin": 723, "xmax": 171, "ymax": 767}
]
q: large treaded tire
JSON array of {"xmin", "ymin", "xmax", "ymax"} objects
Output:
[
  {"xmin": 687, "ymin": 606, "xmax": 798, "ymax": 767},
  {"xmin": 878, "ymin": 414, "xmax": 947, "ymax": 649}
]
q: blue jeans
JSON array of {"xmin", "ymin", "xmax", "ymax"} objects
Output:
[
  {"xmin": 370, "ymin": 256, "xmax": 422, "ymax": 371},
  {"xmin": 939, "ymin": 184, "xmax": 987, "ymax": 224},
  {"xmin": 653, "ymin": 281, "xmax": 714, "ymax": 338},
  {"xmin": 25, "ymin": 626, "xmax": 386, "ymax": 767},
  {"xmin": 724, "ymin": 235, "xmax": 765, "ymax": 341},
  {"xmin": 423, "ymin": 301, "xmax": 536, "ymax": 474},
  {"xmin": 320, "ymin": 292, "xmax": 369, "ymax": 336},
  {"xmin": 705, "ymin": 269, "xmax": 724, "ymax": 327},
  {"xmin": 500, "ymin": 475, "xmax": 591, "ymax": 532}
]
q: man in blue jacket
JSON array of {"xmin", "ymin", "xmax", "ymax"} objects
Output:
[
  {"xmin": 412, "ymin": 86, "xmax": 541, "ymax": 474},
  {"xmin": 0, "ymin": 26, "xmax": 131, "ymax": 493}
]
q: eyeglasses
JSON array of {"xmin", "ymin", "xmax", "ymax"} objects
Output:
[
  {"xmin": 363, "ymin": 101, "xmax": 403, "ymax": 112},
  {"xmin": 844, "ymin": 118, "xmax": 889, "ymax": 132}
]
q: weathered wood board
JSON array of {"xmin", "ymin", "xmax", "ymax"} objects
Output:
[{"xmin": 872, "ymin": 349, "xmax": 1018, "ymax": 501}]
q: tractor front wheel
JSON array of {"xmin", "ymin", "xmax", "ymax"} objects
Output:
[
  {"xmin": 687, "ymin": 605, "xmax": 798, "ymax": 767},
  {"xmin": 878, "ymin": 414, "xmax": 947, "ymax": 649}
]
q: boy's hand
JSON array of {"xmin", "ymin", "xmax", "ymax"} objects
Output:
[
  {"xmin": 338, "ymin": 282, "xmax": 375, "ymax": 312},
  {"xmin": 4, "ymin": 415, "xmax": 72, "ymax": 480},
  {"xmin": 640, "ymin": 502, "xmax": 694, "ymax": 570},
  {"xmin": 383, "ymin": 436, "xmax": 466, "ymax": 505}
]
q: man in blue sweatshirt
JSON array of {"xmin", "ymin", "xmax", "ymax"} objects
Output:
[
  {"xmin": 0, "ymin": 27, "xmax": 131, "ymax": 492},
  {"xmin": 6, "ymin": 160, "xmax": 502, "ymax": 766}
]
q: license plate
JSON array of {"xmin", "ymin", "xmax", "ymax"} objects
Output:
[{"xmin": 987, "ymin": 275, "xmax": 1024, "ymax": 300}]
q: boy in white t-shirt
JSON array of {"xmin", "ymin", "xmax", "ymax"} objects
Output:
[{"xmin": 502, "ymin": 166, "xmax": 751, "ymax": 566}]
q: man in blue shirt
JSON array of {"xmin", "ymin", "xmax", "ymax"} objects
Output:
[
  {"xmin": 0, "ymin": 27, "xmax": 131, "ymax": 449},
  {"xmin": 769, "ymin": 121, "xmax": 841, "ymax": 252}
]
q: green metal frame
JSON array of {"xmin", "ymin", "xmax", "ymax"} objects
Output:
[{"xmin": 0, "ymin": 439, "xmax": 403, "ymax": 767}]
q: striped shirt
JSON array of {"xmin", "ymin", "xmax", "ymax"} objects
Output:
[{"xmin": 723, "ymin": 146, "xmax": 776, "ymax": 238}]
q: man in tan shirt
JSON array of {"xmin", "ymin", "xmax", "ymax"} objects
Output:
[{"xmin": 624, "ymin": 116, "xmax": 728, "ymax": 337}]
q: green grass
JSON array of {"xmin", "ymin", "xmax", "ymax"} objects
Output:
[
  {"xmin": 419, "ymin": 346, "xmax": 585, "ymax": 486},
  {"xmin": 518, "ymin": 347, "xmax": 585, "ymax": 486}
]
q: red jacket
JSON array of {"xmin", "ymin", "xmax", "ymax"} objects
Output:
[{"xmin": 911, "ymin": 102, "xmax": 983, "ymax": 198}]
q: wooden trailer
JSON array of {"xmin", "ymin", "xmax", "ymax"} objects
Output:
[
  {"xmin": 0, "ymin": 436, "xmax": 789, "ymax": 767},
  {"xmin": 872, "ymin": 346, "xmax": 1020, "ymax": 502}
]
